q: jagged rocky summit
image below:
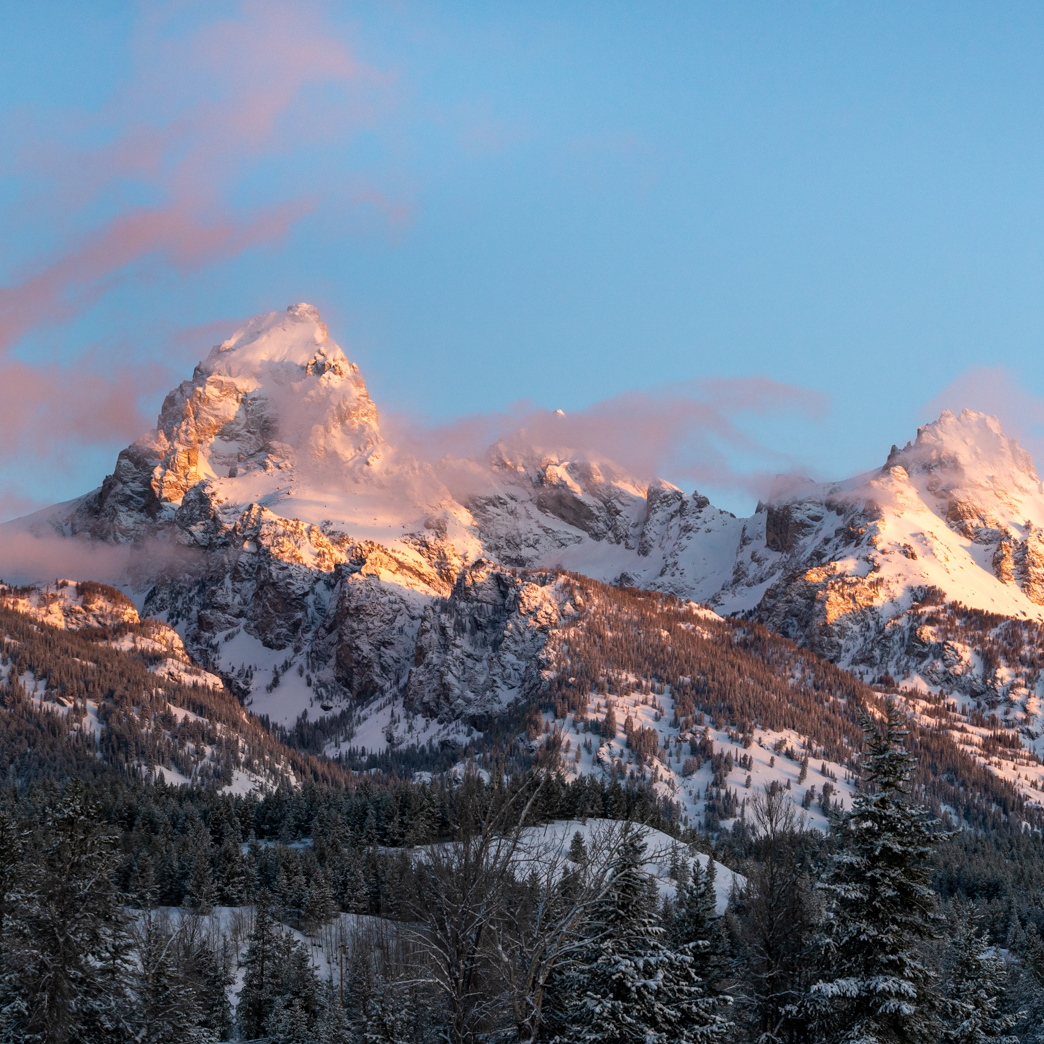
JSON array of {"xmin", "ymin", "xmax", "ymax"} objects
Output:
[{"xmin": 8, "ymin": 306, "xmax": 1044, "ymax": 750}]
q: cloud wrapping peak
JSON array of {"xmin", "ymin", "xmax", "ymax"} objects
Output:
[
  {"xmin": 386, "ymin": 376, "xmax": 829, "ymax": 497},
  {"xmin": 922, "ymin": 366, "xmax": 1044, "ymax": 467}
]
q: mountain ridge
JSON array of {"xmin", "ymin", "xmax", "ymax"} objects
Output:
[{"xmin": 6, "ymin": 304, "xmax": 1044, "ymax": 805}]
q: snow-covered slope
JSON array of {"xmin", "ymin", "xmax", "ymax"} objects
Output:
[{"xmin": 0, "ymin": 580, "xmax": 350, "ymax": 791}]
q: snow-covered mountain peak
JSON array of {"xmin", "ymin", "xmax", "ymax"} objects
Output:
[
  {"xmin": 887, "ymin": 409, "xmax": 1039, "ymax": 493},
  {"xmin": 202, "ymin": 302, "xmax": 348, "ymax": 379},
  {"xmin": 157, "ymin": 302, "xmax": 381, "ymax": 486}
]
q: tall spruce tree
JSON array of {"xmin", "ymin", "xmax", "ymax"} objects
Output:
[
  {"xmin": 806, "ymin": 702, "xmax": 941, "ymax": 1044},
  {"xmin": 265, "ymin": 936, "xmax": 345, "ymax": 1044},
  {"xmin": 731, "ymin": 786, "xmax": 821, "ymax": 1044},
  {"xmin": 237, "ymin": 893, "xmax": 282, "ymax": 1040},
  {"xmin": 942, "ymin": 904, "xmax": 1022, "ymax": 1044},
  {"xmin": 670, "ymin": 856, "xmax": 727, "ymax": 992},
  {"xmin": 362, "ymin": 979, "xmax": 415, "ymax": 1044},
  {"xmin": 0, "ymin": 781, "xmax": 133, "ymax": 1044},
  {"xmin": 128, "ymin": 910, "xmax": 204, "ymax": 1044},
  {"xmin": 554, "ymin": 830, "xmax": 731, "ymax": 1044}
]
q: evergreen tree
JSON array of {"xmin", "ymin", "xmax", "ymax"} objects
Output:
[
  {"xmin": 213, "ymin": 837, "xmax": 246, "ymax": 906},
  {"xmin": 568, "ymin": 830, "xmax": 588, "ymax": 866},
  {"xmin": 0, "ymin": 808, "xmax": 30, "ymax": 1042},
  {"xmin": 186, "ymin": 851, "xmax": 216, "ymax": 915},
  {"xmin": 239, "ymin": 895, "xmax": 343, "ymax": 1043},
  {"xmin": 942, "ymin": 904, "xmax": 1022, "ymax": 1044},
  {"xmin": 362, "ymin": 980, "xmax": 414, "ymax": 1044},
  {"xmin": 182, "ymin": 931, "xmax": 235, "ymax": 1041},
  {"xmin": 670, "ymin": 856, "xmax": 727, "ymax": 991},
  {"xmin": 554, "ymin": 830, "xmax": 731, "ymax": 1044},
  {"xmin": 806, "ymin": 702, "xmax": 942, "ymax": 1044},
  {"xmin": 237, "ymin": 893, "xmax": 282, "ymax": 1040},
  {"xmin": 129, "ymin": 910, "xmax": 204, "ymax": 1044},
  {"xmin": 0, "ymin": 809, "xmax": 27, "ymax": 938},
  {"xmin": 265, "ymin": 936, "xmax": 344, "ymax": 1043},
  {"xmin": 0, "ymin": 782, "xmax": 133, "ymax": 1044},
  {"xmin": 302, "ymin": 872, "xmax": 337, "ymax": 935},
  {"xmin": 731, "ymin": 786, "xmax": 821, "ymax": 1043}
]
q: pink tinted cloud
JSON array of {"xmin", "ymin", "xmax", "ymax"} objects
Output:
[
  {"xmin": 0, "ymin": 491, "xmax": 45, "ymax": 525},
  {"xmin": 0, "ymin": 533, "xmax": 136, "ymax": 586},
  {"xmin": 386, "ymin": 376, "xmax": 828, "ymax": 497},
  {"xmin": 923, "ymin": 366, "xmax": 1044, "ymax": 463},
  {"xmin": 0, "ymin": 202, "xmax": 310, "ymax": 354},
  {"xmin": 0, "ymin": 361, "xmax": 154, "ymax": 457},
  {"xmin": 0, "ymin": 532, "xmax": 204, "ymax": 586},
  {"xmin": 1, "ymin": 1, "xmax": 391, "ymax": 355}
]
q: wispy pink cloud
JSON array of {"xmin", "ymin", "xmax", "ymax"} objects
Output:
[
  {"xmin": 385, "ymin": 376, "xmax": 829, "ymax": 497},
  {"xmin": 0, "ymin": 1, "xmax": 394, "ymax": 356},
  {"xmin": 0, "ymin": 531, "xmax": 204, "ymax": 586},
  {"xmin": 0, "ymin": 202, "xmax": 310, "ymax": 354},
  {"xmin": 0, "ymin": 360, "xmax": 158, "ymax": 457}
]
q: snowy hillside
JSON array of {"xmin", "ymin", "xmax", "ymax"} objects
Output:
[{"xmin": 0, "ymin": 580, "xmax": 348, "ymax": 791}]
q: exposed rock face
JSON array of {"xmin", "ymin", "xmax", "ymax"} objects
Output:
[
  {"xmin": 71, "ymin": 304, "xmax": 384, "ymax": 544},
  {"xmin": 405, "ymin": 562, "xmax": 563, "ymax": 722}
]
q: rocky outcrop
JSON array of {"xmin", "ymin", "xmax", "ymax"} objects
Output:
[{"xmin": 405, "ymin": 562, "xmax": 563, "ymax": 722}]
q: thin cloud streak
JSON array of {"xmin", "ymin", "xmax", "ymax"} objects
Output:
[
  {"xmin": 0, "ymin": 360, "xmax": 157, "ymax": 457},
  {"xmin": 0, "ymin": 202, "xmax": 310, "ymax": 354},
  {"xmin": 0, "ymin": 532, "xmax": 204, "ymax": 587},
  {"xmin": 386, "ymin": 376, "xmax": 829, "ymax": 498},
  {"xmin": 0, "ymin": 1, "xmax": 391, "ymax": 356}
]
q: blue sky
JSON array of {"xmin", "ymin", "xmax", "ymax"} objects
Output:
[{"xmin": 3, "ymin": 1, "xmax": 1044, "ymax": 519}]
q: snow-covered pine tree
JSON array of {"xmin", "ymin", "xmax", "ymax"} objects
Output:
[
  {"xmin": 0, "ymin": 809, "xmax": 26, "ymax": 939},
  {"xmin": 0, "ymin": 807, "xmax": 30, "ymax": 1041},
  {"xmin": 362, "ymin": 978, "xmax": 415, "ymax": 1044},
  {"xmin": 670, "ymin": 856, "xmax": 727, "ymax": 992},
  {"xmin": 942, "ymin": 904, "xmax": 1022, "ymax": 1044},
  {"xmin": 192, "ymin": 935, "xmax": 234, "ymax": 1042},
  {"xmin": 569, "ymin": 830, "xmax": 589, "ymax": 866},
  {"xmin": 186, "ymin": 851, "xmax": 216, "ymax": 915},
  {"xmin": 0, "ymin": 782, "xmax": 133, "ymax": 1044},
  {"xmin": 731, "ymin": 785, "xmax": 821, "ymax": 1043},
  {"xmin": 213, "ymin": 837, "xmax": 247, "ymax": 906},
  {"xmin": 806, "ymin": 701, "xmax": 942, "ymax": 1044},
  {"xmin": 265, "ymin": 935, "xmax": 345, "ymax": 1044},
  {"xmin": 129, "ymin": 909, "xmax": 204, "ymax": 1044},
  {"xmin": 302, "ymin": 872, "xmax": 337, "ymax": 936},
  {"xmin": 554, "ymin": 829, "xmax": 731, "ymax": 1044},
  {"xmin": 237, "ymin": 893, "xmax": 282, "ymax": 1040}
]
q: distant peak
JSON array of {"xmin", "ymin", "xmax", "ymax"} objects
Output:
[{"xmin": 891, "ymin": 409, "xmax": 1038, "ymax": 486}]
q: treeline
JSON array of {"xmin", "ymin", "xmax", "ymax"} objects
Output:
[
  {"xmin": 2, "ymin": 769, "xmax": 681, "ymax": 916},
  {"xmin": 3, "ymin": 712, "xmax": 1044, "ymax": 1043}
]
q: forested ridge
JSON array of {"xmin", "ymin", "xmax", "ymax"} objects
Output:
[{"xmin": 539, "ymin": 576, "xmax": 1038, "ymax": 832}]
